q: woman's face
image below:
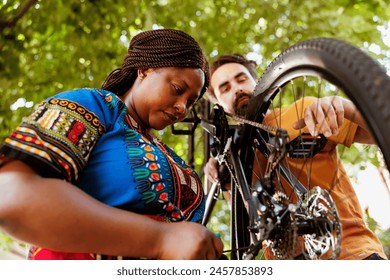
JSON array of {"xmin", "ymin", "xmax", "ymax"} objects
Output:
[{"xmin": 124, "ymin": 67, "xmax": 204, "ymax": 130}]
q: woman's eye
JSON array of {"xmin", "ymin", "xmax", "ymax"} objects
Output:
[{"xmin": 173, "ymin": 84, "xmax": 183, "ymax": 94}]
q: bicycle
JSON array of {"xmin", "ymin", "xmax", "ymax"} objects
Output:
[{"xmin": 173, "ymin": 37, "xmax": 390, "ymax": 260}]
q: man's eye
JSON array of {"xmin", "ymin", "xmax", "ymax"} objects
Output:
[
  {"xmin": 238, "ymin": 76, "xmax": 247, "ymax": 83},
  {"xmin": 220, "ymin": 86, "xmax": 228, "ymax": 93}
]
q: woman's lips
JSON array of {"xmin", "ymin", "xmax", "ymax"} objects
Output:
[{"xmin": 164, "ymin": 112, "xmax": 178, "ymax": 123}]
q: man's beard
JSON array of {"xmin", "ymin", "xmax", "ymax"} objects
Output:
[{"xmin": 233, "ymin": 92, "xmax": 253, "ymax": 117}]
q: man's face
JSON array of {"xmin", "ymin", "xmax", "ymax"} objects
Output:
[{"xmin": 210, "ymin": 62, "xmax": 257, "ymax": 115}]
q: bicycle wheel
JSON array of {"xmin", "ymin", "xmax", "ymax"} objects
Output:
[{"xmin": 239, "ymin": 38, "xmax": 390, "ymax": 260}]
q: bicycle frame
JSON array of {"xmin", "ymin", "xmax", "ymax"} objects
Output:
[
  {"xmin": 172, "ymin": 98, "xmax": 340, "ymax": 260},
  {"xmin": 198, "ymin": 105, "xmax": 299, "ymax": 259}
]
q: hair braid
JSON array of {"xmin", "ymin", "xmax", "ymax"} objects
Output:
[{"xmin": 102, "ymin": 29, "xmax": 209, "ymax": 96}]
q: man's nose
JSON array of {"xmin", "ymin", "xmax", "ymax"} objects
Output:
[{"xmin": 232, "ymin": 83, "xmax": 243, "ymax": 95}]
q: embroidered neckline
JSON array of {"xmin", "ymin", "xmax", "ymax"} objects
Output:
[{"xmin": 125, "ymin": 113, "xmax": 157, "ymax": 143}]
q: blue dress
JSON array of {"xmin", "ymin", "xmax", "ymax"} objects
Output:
[{"xmin": 0, "ymin": 88, "xmax": 205, "ymax": 259}]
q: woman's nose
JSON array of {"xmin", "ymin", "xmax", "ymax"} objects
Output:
[{"xmin": 174, "ymin": 102, "xmax": 187, "ymax": 114}]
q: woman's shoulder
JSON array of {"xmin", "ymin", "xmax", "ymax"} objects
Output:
[
  {"xmin": 50, "ymin": 88, "xmax": 121, "ymax": 106},
  {"xmin": 46, "ymin": 88, "xmax": 125, "ymax": 128}
]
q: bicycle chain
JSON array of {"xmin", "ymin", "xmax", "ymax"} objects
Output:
[
  {"xmin": 229, "ymin": 114, "xmax": 282, "ymax": 133},
  {"xmin": 230, "ymin": 113, "xmax": 291, "ymax": 175}
]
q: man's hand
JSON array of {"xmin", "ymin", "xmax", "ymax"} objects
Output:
[
  {"xmin": 292, "ymin": 96, "xmax": 344, "ymax": 137},
  {"xmin": 292, "ymin": 96, "xmax": 374, "ymax": 144},
  {"xmin": 204, "ymin": 157, "xmax": 220, "ymax": 184}
]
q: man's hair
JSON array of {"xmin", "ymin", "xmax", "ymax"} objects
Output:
[
  {"xmin": 102, "ymin": 29, "xmax": 209, "ymax": 97},
  {"xmin": 208, "ymin": 53, "xmax": 258, "ymax": 99}
]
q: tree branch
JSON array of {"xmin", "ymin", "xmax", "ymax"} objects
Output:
[{"xmin": 0, "ymin": 0, "xmax": 38, "ymax": 30}]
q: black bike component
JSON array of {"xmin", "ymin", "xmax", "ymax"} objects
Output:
[
  {"xmin": 295, "ymin": 217, "xmax": 332, "ymax": 236},
  {"xmin": 200, "ymin": 104, "xmax": 229, "ymax": 158},
  {"xmin": 170, "ymin": 108, "xmax": 200, "ymax": 135},
  {"xmin": 287, "ymin": 133, "xmax": 328, "ymax": 158}
]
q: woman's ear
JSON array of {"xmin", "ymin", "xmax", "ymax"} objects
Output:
[
  {"xmin": 137, "ymin": 68, "xmax": 154, "ymax": 80},
  {"xmin": 137, "ymin": 69, "xmax": 147, "ymax": 80}
]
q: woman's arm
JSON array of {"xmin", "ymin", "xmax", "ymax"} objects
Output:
[{"xmin": 0, "ymin": 159, "xmax": 223, "ymax": 260}]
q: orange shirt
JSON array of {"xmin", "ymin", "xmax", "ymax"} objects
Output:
[{"xmin": 262, "ymin": 97, "xmax": 386, "ymax": 259}]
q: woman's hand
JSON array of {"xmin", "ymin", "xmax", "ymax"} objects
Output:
[{"xmin": 158, "ymin": 222, "xmax": 224, "ymax": 260}]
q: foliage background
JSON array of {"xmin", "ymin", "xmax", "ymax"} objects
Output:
[{"xmin": 1, "ymin": 0, "xmax": 390, "ymax": 258}]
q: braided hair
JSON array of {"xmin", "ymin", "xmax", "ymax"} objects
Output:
[
  {"xmin": 208, "ymin": 54, "xmax": 257, "ymax": 99},
  {"xmin": 102, "ymin": 29, "xmax": 209, "ymax": 97}
]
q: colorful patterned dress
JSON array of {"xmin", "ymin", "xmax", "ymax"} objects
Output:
[{"xmin": 0, "ymin": 88, "xmax": 204, "ymax": 259}]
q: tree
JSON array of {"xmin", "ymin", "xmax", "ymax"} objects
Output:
[{"xmin": 1, "ymin": 0, "xmax": 390, "ymax": 142}]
